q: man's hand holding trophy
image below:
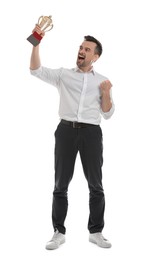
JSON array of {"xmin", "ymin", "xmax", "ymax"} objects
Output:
[{"xmin": 27, "ymin": 15, "xmax": 53, "ymax": 46}]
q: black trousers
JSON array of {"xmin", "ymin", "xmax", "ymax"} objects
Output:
[{"xmin": 52, "ymin": 121, "xmax": 105, "ymax": 234}]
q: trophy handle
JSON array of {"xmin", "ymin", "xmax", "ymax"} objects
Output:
[
  {"xmin": 38, "ymin": 16, "xmax": 43, "ymax": 25},
  {"xmin": 44, "ymin": 24, "xmax": 53, "ymax": 32}
]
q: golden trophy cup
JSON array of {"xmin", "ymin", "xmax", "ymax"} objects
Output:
[{"xmin": 27, "ymin": 15, "xmax": 53, "ymax": 46}]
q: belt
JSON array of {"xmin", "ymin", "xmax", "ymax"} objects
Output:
[{"xmin": 61, "ymin": 119, "xmax": 97, "ymax": 128}]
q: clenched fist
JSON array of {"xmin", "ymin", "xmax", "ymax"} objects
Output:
[
  {"xmin": 32, "ymin": 24, "xmax": 45, "ymax": 37},
  {"xmin": 100, "ymin": 80, "xmax": 112, "ymax": 95}
]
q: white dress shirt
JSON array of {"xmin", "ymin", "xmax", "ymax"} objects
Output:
[{"xmin": 30, "ymin": 66, "xmax": 115, "ymax": 125}]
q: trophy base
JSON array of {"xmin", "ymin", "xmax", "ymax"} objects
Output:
[
  {"xmin": 27, "ymin": 34, "xmax": 40, "ymax": 46},
  {"xmin": 27, "ymin": 32, "xmax": 42, "ymax": 46}
]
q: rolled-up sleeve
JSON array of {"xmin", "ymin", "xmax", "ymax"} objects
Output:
[{"xmin": 30, "ymin": 66, "xmax": 63, "ymax": 89}]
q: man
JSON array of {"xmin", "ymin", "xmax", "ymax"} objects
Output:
[{"xmin": 30, "ymin": 25, "xmax": 115, "ymax": 250}]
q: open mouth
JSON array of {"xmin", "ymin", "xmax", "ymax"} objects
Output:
[{"xmin": 78, "ymin": 55, "xmax": 85, "ymax": 61}]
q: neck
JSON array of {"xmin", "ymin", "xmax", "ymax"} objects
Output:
[{"xmin": 78, "ymin": 65, "xmax": 93, "ymax": 72}]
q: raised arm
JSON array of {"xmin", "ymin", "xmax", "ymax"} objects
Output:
[
  {"xmin": 30, "ymin": 45, "xmax": 41, "ymax": 70},
  {"xmin": 30, "ymin": 25, "xmax": 45, "ymax": 70}
]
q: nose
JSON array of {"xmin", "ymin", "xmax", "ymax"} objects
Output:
[{"xmin": 79, "ymin": 49, "xmax": 85, "ymax": 55}]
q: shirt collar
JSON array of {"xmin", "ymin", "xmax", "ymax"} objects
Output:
[{"xmin": 73, "ymin": 67, "xmax": 96, "ymax": 75}]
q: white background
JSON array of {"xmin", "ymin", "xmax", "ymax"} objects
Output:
[{"xmin": 0, "ymin": 0, "xmax": 152, "ymax": 259}]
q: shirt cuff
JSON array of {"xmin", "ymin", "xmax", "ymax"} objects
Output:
[
  {"xmin": 30, "ymin": 66, "xmax": 42, "ymax": 76},
  {"xmin": 101, "ymin": 102, "xmax": 115, "ymax": 119}
]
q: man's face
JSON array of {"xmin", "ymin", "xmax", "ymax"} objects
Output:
[{"xmin": 76, "ymin": 41, "xmax": 99, "ymax": 71}]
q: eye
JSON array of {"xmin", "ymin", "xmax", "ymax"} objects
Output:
[{"xmin": 85, "ymin": 47, "xmax": 91, "ymax": 52}]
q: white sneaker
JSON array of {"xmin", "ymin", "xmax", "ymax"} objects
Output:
[
  {"xmin": 46, "ymin": 230, "xmax": 65, "ymax": 250},
  {"xmin": 89, "ymin": 232, "xmax": 112, "ymax": 248}
]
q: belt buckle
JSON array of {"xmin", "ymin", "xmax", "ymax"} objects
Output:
[{"xmin": 73, "ymin": 122, "xmax": 81, "ymax": 128}]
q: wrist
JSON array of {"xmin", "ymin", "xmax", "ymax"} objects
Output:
[{"xmin": 101, "ymin": 90, "xmax": 110, "ymax": 98}]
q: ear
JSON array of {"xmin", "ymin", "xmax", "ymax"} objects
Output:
[{"xmin": 93, "ymin": 54, "xmax": 99, "ymax": 63}]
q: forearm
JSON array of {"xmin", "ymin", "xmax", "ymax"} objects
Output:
[
  {"xmin": 101, "ymin": 92, "xmax": 112, "ymax": 112},
  {"xmin": 30, "ymin": 45, "xmax": 41, "ymax": 70}
]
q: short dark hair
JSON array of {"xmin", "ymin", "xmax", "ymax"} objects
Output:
[{"xmin": 84, "ymin": 35, "xmax": 103, "ymax": 57}]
